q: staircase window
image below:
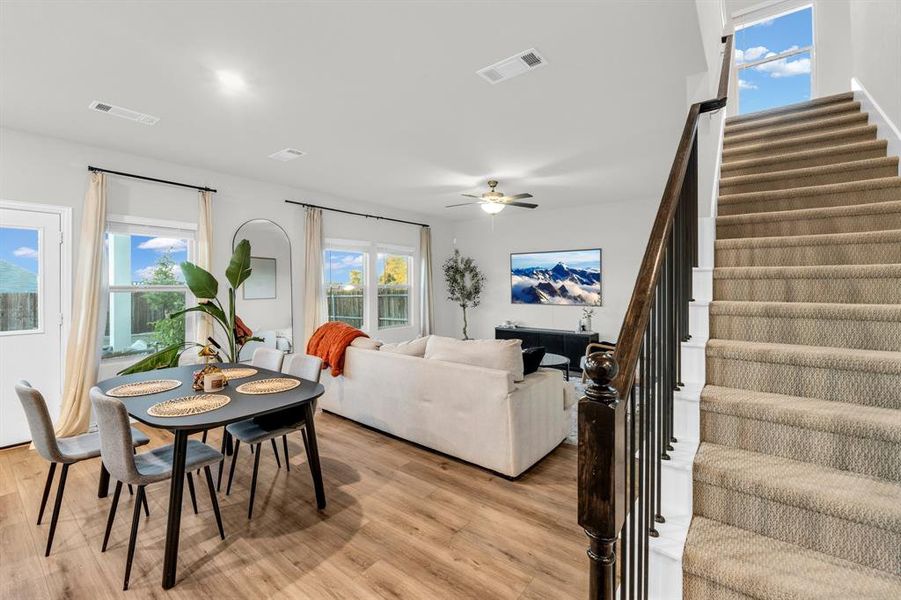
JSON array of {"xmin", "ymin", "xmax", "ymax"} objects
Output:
[{"xmin": 735, "ymin": 5, "xmax": 813, "ymax": 115}]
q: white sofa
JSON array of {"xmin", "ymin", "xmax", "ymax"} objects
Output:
[{"xmin": 319, "ymin": 343, "xmax": 576, "ymax": 477}]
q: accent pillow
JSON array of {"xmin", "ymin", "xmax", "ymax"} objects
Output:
[
  {"xmin": 522, "ymin": 346, "xmax": 546, "ymax": 376},
  {"xmin": 380, "ymin": 336, "xmax": 430, "ymax": 357},
  {"xmin": 424, "ymin": 335, "xmax": 525, "ymax": 382},
  {"xmin": 350, "ymin": 337, "xmax": 383, "ymax": 351}
]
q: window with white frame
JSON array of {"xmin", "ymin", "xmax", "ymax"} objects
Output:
[
  {"xmin": 323, "ymin": 241, "xmax": 415, "ymax": 333},
  {"xmin": 735, "ymin": 5, "xmax": 814, "ymax": 115},
  {"xmin": 103, "ymin": 218, "xmax": 195, "ymax": 361}
]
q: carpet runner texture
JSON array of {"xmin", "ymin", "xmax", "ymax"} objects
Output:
[{"xmin": 683, "ymin": 92, "xmax": 901, "ymax": 599}]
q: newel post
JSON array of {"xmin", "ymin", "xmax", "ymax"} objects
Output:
[{"xmin": 578, "ymin": 351, "xmax": 624, "ymax": 600}]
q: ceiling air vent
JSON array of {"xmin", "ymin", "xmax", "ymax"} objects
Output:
[
  {"xmin": 89, "ymin": 100, "xmax": 159, "ymax": 125},
  {"xmin": 477, "ymin": 48, "xmax": 547, "ymax": 84},
  {"xmin": 268, "ymin": 148, "xmax": 306, "ymax": 162}
]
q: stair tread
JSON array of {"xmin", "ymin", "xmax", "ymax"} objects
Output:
[
  {"xmin": 725, "ymin": 92, "xmax": 855, "ymax": 125},
  {"xmin": 723, "ymin": 124, "xmax": 878, "ymax": 160},
  {"xmin": 684, "ymin": 517, "xmax": 901, "ymax": 599},
  {"xmin": 709, "ymin": 300, "xmax": 901, "ymax": 321},
  {"xmin": 706, "ymin": 338, "xmax": 901, "ymax": 375},
  {"xmin": 724, "ymin": 100, "xmax": 861, "ymax": 135},
  {"xmin": 694, "ymin": 443, "xmax": 901, "ymax": 531},
  {"xmin": 701, "ymin": 385, "xmax": 901, "ymax": 443},
  {"xmin": 714, "ymin": 263, "xmax": 901, "ymax": 279},
  {"xmin": 716, "ymin": 228, "xmax": 901, "ymax": 249},
  {"xmin": 720, "ymin": 156, "xmax": 898, "ymax": 187},
  {"xmin": 718, "ymin": 175, "xmax": 901, "ymax": 205},
  {"xmin": 724, "ymin": 112, "xmax": 869, "ymax": 146},
  {"xmin": 720, "ymin": 139, "xmax": 885, "ymax": 173},
  {"xmin": 717, "ymin": 199, "xmax": 901, "ymax": 226}
]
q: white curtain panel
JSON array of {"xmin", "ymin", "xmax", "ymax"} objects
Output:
[
  {"xmin": 303, "ymin": 207, "xmax": 323, "ymax": 348},
  {"xmin": 420, "ymin": 226, "xmax": 434, "ymax": 336},
  {"xmin": 56, "ymin": 172, "xmax": 107, "ymax": 437},
  {"xmin": 194, "ymin": 189, "xmax": 214, "ymax": 347}
]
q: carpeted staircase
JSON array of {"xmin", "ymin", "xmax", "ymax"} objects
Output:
[{"xmin": 682, "ymin": 92, "xmax": 901, "ymax": 599}]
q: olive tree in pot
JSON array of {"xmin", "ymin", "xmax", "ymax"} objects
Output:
[
  {"xmin": 442, "ymin": 249, "xmax": 485, "ymax": 340},
  {"xmin": 118, "ymin": 239, "xmax": 262, "ymax": 374}
]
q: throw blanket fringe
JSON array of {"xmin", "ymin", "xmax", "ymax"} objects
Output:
[{"xmin": 306, "ymin": 321, "xmax": 369, "ymax": 376}]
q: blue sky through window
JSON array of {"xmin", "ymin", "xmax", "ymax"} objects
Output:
[
  {"xmin": 325, "ymin": 250, "xmax": 364, "ymax": 286},
  {"xmin": 130, "ymin": 235, "xmax": 187, "ymax": 283},
  {"xmin": 736, "ymin": 6, "xmax": 813, "ymax": 114},
  {"xmin": 0, "ymin": 227, "xmax": 39, "ymax": 273}
]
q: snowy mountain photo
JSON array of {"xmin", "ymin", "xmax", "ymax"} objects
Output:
[{"xmin": 511, "ymin": 249, "xmax": 601, "ymax": 306}]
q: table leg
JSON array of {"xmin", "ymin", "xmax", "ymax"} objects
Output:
[
  {"xmin": 161, "ymin": 430, "xmax": 189, "ymax": 589},
  {"xmin": 302, "ymin": 403, "xmax": 326, "ymax": 510},
  {"xmin": 98, "ymin": 462, "xmax": 110, "ymax": 498}
]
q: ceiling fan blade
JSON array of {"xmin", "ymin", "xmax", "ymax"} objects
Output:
[
  {"xmin": 506, "ymin": 193, "xmax": 533, "ymax": 200},
  {"xmin": 460, "ymin": 193, "xmax": 482, "ymax": 199},
  {"xmin": 506, "ymin": 202, "xmax": 538, "ymax": 209},
  {"xmin": 445, "ymin": 202, "xmax": 482, "ymax": 208}
]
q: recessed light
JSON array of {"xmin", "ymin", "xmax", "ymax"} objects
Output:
[{"xmin": 216, "ymin": 70, "xmax": 246, "ymax": 92}]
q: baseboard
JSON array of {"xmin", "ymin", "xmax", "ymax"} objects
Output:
[{"xmin": 852, "ymin": 78, "xmax": 901, "ymax": 173}]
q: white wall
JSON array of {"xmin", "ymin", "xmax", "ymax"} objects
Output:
[
  {"xmin": 0, "ymin": 127, "xmax": 455, "ymax": 371},
  {"xmin": 849, "ymin": 0, "xmax": 901, "ymax": 130}
]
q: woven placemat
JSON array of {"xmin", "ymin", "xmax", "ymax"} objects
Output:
[
  {"xmin": 220, "ymin": 367, "xmax": 258, "ymax": 380},
  {"xmin": 107, "ymin": 379, "xmax": 182, "ymax": 398},
  {"xmin": 235, "ymin": 377, "xmax": 301, "ymax": 395},
  {"xmin": 147, "ymin": 394, "xmax": 230, "ymax": 417}
]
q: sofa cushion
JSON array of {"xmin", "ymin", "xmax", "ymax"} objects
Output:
[
  {"xmin": 522, "ymin": 346, "xmax": 546, "ymax": 375},
  {"xmin": 350, "ymin": 337, "xmax": 383, "ymax": 350},
  {"xmin": 380, "ymin": 336, "xmax": 430, "ymax": 357},
  {"xmin": 424, "ymin": 335, "xmax": 524, "ymax": 382}
]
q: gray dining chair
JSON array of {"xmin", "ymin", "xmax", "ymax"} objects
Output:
[
  {"xmin": 90, "ymin": 387, "xmax": 226, "ymax": 591},
  {"xmin": 251, "ymin": 347, "xmax": 285, "ymax": 371},
  {"xmin": 14, "ymin": 380, "xmax": 151, "ymax": 557},
  {"xmin": 223, "ymin": 353, "xmax": 322, "ymax": 519}
]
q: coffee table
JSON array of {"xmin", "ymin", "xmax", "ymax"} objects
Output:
[{"xmin": 540, "ymin": 352, "xmax": 571, "ymax": 380}]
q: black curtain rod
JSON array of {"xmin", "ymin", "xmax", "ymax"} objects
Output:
[
  {"xmin": 285, "ymin": 200, "xmax": 429, "ymax": 228},
  {"xmin": 88, "ymin": 166, "xmax": 217, "ymax": 193}
]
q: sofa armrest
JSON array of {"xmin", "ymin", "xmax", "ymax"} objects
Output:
[{"xmin": 505, "ymin": 369, "xmax": 568, "ymax": 476}]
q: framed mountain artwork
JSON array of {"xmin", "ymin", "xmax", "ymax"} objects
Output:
[{"xmin": 510, "ymin": 249, "xmax": 602, "ymax": 306}]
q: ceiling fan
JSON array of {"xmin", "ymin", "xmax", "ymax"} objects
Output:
[{"xmin": 446, "ymin": 180, "xmax": 537, "ymax": 214}]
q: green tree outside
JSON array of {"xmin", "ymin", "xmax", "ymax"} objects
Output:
[{"xmin": 141, "ymin": 251, "xmax": 185, "ymax": 349}]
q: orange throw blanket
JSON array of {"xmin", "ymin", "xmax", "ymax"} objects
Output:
[{"xmin": 306, "ymin": 321, "xmax": 369, "ymax": 376}]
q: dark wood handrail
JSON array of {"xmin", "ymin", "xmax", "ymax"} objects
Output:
[{"xmin": 611, "ymin": 34, "xmax": 733, "ymax": 395}]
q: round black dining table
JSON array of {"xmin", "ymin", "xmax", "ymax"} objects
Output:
[{"xmin": 95, "ymin": 362, "xmax": 326, "ymax": 590}]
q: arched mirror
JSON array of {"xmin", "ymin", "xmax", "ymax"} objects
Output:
[{"xmin": 232, "ymin": 219, "xmax": 294, "ymax": 361}]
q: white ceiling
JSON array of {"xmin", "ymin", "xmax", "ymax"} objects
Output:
[{"xmin": 0, "ymin": 1, "xmax": 707, "ymax": 218}]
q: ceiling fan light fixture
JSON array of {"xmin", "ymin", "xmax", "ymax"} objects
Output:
[{"xmin": 480, "ymin": 202, "xmax": 505, "ymax": 215}]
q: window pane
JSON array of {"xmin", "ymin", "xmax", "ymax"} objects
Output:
[
  {"xmin": 377, "ymin": 253, "xmax": 410, "ymax": 329},
  {"xmin": 103, "ymin": 290, "xmax": 186, "ymax": 359},
  {"xmin": 108, "ymin": 233, "xmax": 188, "ymax": 286},
  {"xmin": 739, "ymin": 51, "xmax": 811, "ymax": 114},
  {"xmin": 0, "ymin": 227, "xmax": 40, "ymax": 332},
  {"xmin": 324, "ymin": 249, "xmax": 365, "ymax": 329}
]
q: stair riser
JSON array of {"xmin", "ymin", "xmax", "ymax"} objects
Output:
[
  {"xmin": 720, "ymin": 163, "xmax": 898, "ymax": 195},
  {"xmin": 718, "ymin": 183, "xmax": 901, "ymax": 216},
  {"xmin": 683, "ymin": 574, "xmax": 750, "ymax": 600},
  {"xmin": 717, "ymin": 209, "xmax": 901, "ymax": 239},
  {"xmin": 725, "ymin": 102, "xmax": 861, "ymax": 136},
  {"xmin": 726, "ymin": 93, "xmax": 854, "ymax": 127},
  {"xmin": 714, "ymin": 239, "xmax": 901, "ymax": 267},
  {"xmin": 713, "ymin": 275, "xmax": 901, "ymax": 304},
  {"xmin": 721, "ymin": 145, "xmax": 886, "ymax": 177},
  {"xmin": 706, "ymin": 354, "xmax": 901, "ymax": 409},
  {"xmin": 709, "ymin": 314, "xmax": 901, "ymax": 351},
  {"xmin": 700, "ymin": 410, "xmax": 901, "ymax": 482},
  {"xmin": 723, "ymin": 127, "xmax": 877, "ymax": 163},
  {"xmin": 693, "ymin": 482, "xmax": 899, "ymax": 574},
  {"xmin": 724, "ymin": 114, "xmax": 870, "ymax": 148}
]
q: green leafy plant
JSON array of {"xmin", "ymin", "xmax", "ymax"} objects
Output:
[
  {"xmin": 118, "ymin": 239, "xmax": 262, "ymax": 375},
  {"xmin": 442, "ymin": 249, "xmax": 485, "ymax": 340}
]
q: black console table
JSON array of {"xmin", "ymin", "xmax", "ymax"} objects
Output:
[{"xmin": 495, "ymin": 326, "xmax": 600, "ymax": 374}]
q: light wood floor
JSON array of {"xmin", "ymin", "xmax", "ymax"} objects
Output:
[{"xmin": 0, "ymin": 412, "xmax": 586, "ymax": 599}]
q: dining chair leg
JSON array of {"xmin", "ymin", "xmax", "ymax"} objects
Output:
[
  {"xmin": 186, "ymin": 472, "xmax": 198, "ymax": 515},
  {"xmin": 141, "ymin": 487, "xmax": 150, "ymax": 517},
  {"xmin": 282, "ymin": 435, "xmax": 290, "ymax": 472},
  {"xmin": 203, "ymin": 466, "xmax": 225, "ymax": 541},
  {"xmin": 201, "ymin": 430, "xmax": 208, "ymax": 444},
  {"xmin": 127, "ymin": 484, "xmax": 134, "ymax": 496},
  {"xmin": 270, "ymin": 438, "xmax": 282, "ymax": 469},
  {"xmin": 217, "ymin": 432, "xmax": 228, "ymax": 491},
  {"xmin": 226, "ymin": 440, "xmax": 241, "ymax": 496},
  {"xmin": 224, "ymin": 428, "xmax": 233, "ymax": 456},
  {"xmin": 44, "ymin": 463, "xmax": 69, "ymax": 556},
  {"xmin": 123, "ymin": 485, "xmax": 145, "ymax": 591},
  {"xmin": 301, "ymin": 428, "xmax": 311, "ymax": 464},
  {"xmin": 102, "ymin": 481, "xmax": 123, "ymax": 552},
  {"xmin": 37, "ymin": 462, "xmax": 57, "ymax": 525},
  {"xmin": 248, "ymin": 443, "xmax": 262, "ymax": 520}
]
